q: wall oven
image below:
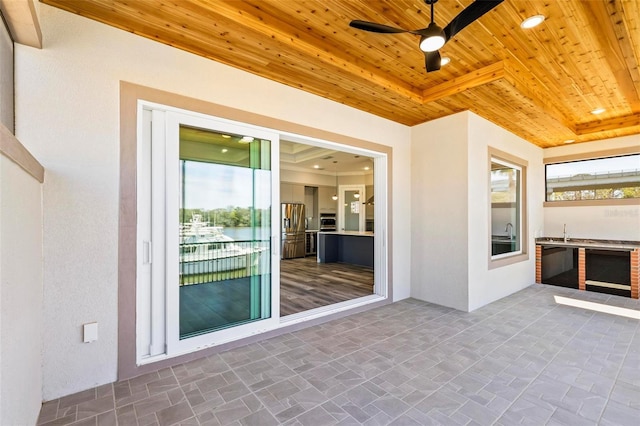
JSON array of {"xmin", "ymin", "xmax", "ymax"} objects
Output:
[{"xmin": 319, "ymin": 213, "xmax": 336, "ymax": 231}]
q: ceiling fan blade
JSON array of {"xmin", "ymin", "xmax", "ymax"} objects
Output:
[
  {"xmin": 444, "ymin": 0, "xmax": 503, "ymax": 41},
  {"xmin": 349, "ymin": 20, "xmax": 410, "ymax": 34},
  {"xmin": 425, "ymin": 51, "xmax": 441, "ymax": 72}
]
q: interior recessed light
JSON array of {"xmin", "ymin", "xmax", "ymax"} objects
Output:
[
  {"xmin": 591, "ymin": 108, "xmax": 606, "ymax": 115},
  {"xmin": 364, "ymin": 166, "xmax": 370, "ymax": 171},
  {"xmin": 440, "ymin": 56, "xmax": 451, "ymax": 66},
  {"xmin": 239, "ymin": 136, "xmax": 254, "ymax": 143},
  {"xmin": 221, "ymin": 134, "xmax": 231, "ymax": 139},
  {"xmin": 521, "ymin": 14, "xmax": 545, "ymax": 29},
  {"xmin": 221, "ymin": 148, "xmax": 228, "ymax": 153},
  {"xmin": 313, "ymin": 165, "xmax": 320, "ymax": 169},
  {"xmin": 563, "ymin": 139, "xmax": 575, "ymax": 144}
]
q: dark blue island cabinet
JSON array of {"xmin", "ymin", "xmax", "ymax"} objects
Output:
[{"xmin": 317, "ymin": 232, "xmax": 374, "ymax": 268}]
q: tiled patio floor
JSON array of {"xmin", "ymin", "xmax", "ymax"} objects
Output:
[{"xmin": 37, "ymin": 284, "xmax": 640, "ymax": 425}]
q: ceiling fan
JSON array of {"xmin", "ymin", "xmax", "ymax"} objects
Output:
[{"xmin": 350, "ymin": 0, "xmax": 503, "ymax": 72}]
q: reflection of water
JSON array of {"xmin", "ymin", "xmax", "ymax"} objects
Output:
[{"xmin": 223, "ymin": 227, "xmax": 263, "ymax": 241}]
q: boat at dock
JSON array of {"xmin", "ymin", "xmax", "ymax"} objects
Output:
[{"xmin": 179, "ymin": 214, "xmax": 267, "ymax": 282}]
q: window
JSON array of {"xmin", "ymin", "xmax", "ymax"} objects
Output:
[
  {"xmin": 489, "ymin": 148, "xmax": 528, "ymax": 268},
  {"xmin": 546, "ymin": 154, "xmax": 640, "ymax": 202}
]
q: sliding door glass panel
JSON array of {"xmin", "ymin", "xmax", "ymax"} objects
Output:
[
  {"xmin": 178, "ymin": 126, "xmax": 271, "ymax": 339},
  {"xmin": 490, "ymin": 159, "xmax": 521, "ymax": 257}
]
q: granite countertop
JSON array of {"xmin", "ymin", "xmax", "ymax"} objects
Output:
[
  {"xmin": 536, "ymin": 237, "xmax": 640, "ymax": 251},
  {"xmin": 319, "ymin": 231, "xmax": 374, "ymax": 237}
]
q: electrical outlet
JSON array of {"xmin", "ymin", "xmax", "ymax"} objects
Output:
[{"xmin": 83, "ymin": 322, "xmax": 98, "ymax": 343}]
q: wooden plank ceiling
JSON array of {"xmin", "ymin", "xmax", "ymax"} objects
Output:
[{"xmin": 42, "ymin": 0, "xmax": 640, "ymax": 148}]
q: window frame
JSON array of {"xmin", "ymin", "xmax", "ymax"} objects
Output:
[
  {"xmin": 544, "ymin": 147, "xmax": 640, "ymax": 207},
  {"xmin": 488, "ymin": 147, "xmax": 529, "ymax": 270}
]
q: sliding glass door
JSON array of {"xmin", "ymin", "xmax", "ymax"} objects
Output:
[{"xmin": 137, "ymin": 107, "xmax": 279, "ymax": 361}]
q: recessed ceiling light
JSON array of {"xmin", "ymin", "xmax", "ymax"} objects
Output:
[
  {"xmin": 364, "ymin": 166, "xmax": 370, "ymax": 171},
  {"xmin": 313, "ymin": 165, "xmax": 320, "ymax": 169},
  {"xmin": 591, "ymin": 108, "xmax": 606, "ymax": 115},
  {"xmin": 221, "ymin": 148, "xmax": 228, "ymax": 153},
  {"xmin": 240, "ymin": 136, "xmax": 254, "ymax": 143},
  {"xmin": 221, "ymin": 134, "xmax": 231, "ymax": 139},
  {"xmin": 521, "ymin": 14, "xmax": 545, "ymax": 29},
  {"xmin": 440, "ymin": 57, "xmax": 451, "ymax": 66},
  {"xmin": 563, "ymin": 139, "xmax": 575, "ymax": 144}
]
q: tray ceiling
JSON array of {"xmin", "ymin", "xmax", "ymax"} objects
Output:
[{"xmin": 42, "ymin": 0, "xmax": 640, "ymax": 148}]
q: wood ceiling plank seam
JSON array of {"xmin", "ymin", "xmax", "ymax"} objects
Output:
[
  {"xmin": 488, "ymin": 1, "xmax": 619, "ymax": 121},
  {"xmin": 615, "ymin": 0, "xmax": 640, "ymax": 100},
  {"xmin": 610, "ymin": 1, "xmax": 640, "ymax": 83},
  {"xmin": 575, "ymin": 0, "xmax": 640, "ymax": 110},
  {"xmin": 204, "ymin": 0, "xmax": 425, "ymax": 103},
  {"xmin": 502, "ymin": 58, "xmax": 576, "ymax": 136}
]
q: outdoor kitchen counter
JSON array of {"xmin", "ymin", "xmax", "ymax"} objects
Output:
[
  {"xmin": 317, "ymin": 231, "xmax": 374, "ymax": 268},
  {"xmin": 535, "ymin": 237, "xmax": 640, "ymax": 251},
  {"xmin": 535, "ymin": 237, "xmax": 639, "ymax": 299}
]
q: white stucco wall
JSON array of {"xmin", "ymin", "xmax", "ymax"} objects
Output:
[
  {"xmin": 410, "ymin": 112, "xmax": 544, "ymax": 312},
  {"xmin": 411, "ymin": 112, "xmax": 469, "ymax": 311},
  {"xmin": 0, "ymin": 156, "xmax": 43, "ymax": 426},
  {"xmin": 543, "ymin": 135, "xmax": 640, "ymax": 241},
  {"xmin": 16, "ymin": 3, "xmax": 411, "ymax": 400},
  {"xmin": 467, "ymin": 113, "xmax": 544, "ymax": 311}
]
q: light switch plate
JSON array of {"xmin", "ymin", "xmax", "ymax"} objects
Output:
[{"xmin": 83, "ymin": 322, "xmax": 98, "ymax": 343}]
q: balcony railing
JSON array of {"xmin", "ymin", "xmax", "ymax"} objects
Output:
[{"xmin": 179, "ymin": 240, "xmax": 269, "ymax": 286}]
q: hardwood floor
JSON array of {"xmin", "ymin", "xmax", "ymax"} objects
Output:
[
  {"xmin": 178, "ymin": 257, "xmax": 374, "ymax": 336},
  {"xmin": 280, "ymin": 256, "xmax": 374, "ymax": 316}
]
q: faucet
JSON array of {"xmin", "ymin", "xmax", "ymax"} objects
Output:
[
  {"xmin": 505, "ymin": 223, "xmax": 513, "ymax": 240},
  {"xmin": 563, "ymin": 223, "xmax": 568, "ymax": 243}
]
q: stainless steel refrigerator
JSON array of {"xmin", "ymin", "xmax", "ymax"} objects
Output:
[{"xmin": 281, "ymin": 203, "xmax": 306, "ymax": 259}]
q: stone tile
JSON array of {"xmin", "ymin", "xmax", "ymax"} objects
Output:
[
  {"xmin": 213, "ymin": 398, "xmax": 252, "ymax": 425},
  {"xmin": 155, "ymin": 401, "xmax": 194, "ymax": 426},
  {"xmin": 39, "ymin": 413, "xmax": 78, "ymax": 426},
  {"xmin": 68, "ymin": 416, "xmax": 97, "ymax": 426},
  {"xmin": 371, "ymin": 396, "xmax": 410, "ymax": 419},
  {"xmin": 59, "ymin": 389, "xmax": 97, "ymax": 409},
  {"xmin": 609, "ymin": 380, "xmax": 640, "ymax": 409},
  {"xmin": 239, "ymin": 408, "xmax": 279, "ymax": 426},
  {"xmin": 600, "ymin": 399, "xmax": 640, "ymax": 426},
  {"xmin": 35, "ymin": 286, "xmax": 640, "ymax": 426},
  {"xmin": 38, "ymin": 400, "xmax": 60, "ymax": 424},
  {"xmin": 218, "ymin": 381, "xmax": 251, "ymax": 403},
  {"xmin": 134, "ymin": 392, "xmax": 172, "ymax": 419},
  {"xmin": 76, "ymin": 395, "xmax": 115, "ymax": 420},
  {"xmin": 96, "ymin": 411, "xmax": 117, "ymax": 426},
  {"xmin": 296, "ymin": 406, "xmax": 337, "ymax": 426},
  {"xmin": 115, "ymin": 404, "xmax": 137, "ymax": 425},
  {"xmin": 147, "ymin": 376, "xmax": 180, "ymax": 395}
]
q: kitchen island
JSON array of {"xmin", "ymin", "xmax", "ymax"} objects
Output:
[
  {"xmin": 536, "ymin": 237, "xmax": 640, "ymax": 299},
  {"xmin": 317, "ymin": 231, "xmax": 374, "ymax": 268}
]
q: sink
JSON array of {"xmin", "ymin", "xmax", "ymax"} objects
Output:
[{"xmin": 492, "ymin": 235, "xmax": 514, "ymax": 242}]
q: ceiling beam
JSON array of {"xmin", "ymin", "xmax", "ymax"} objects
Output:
[
  {"xmin": 0, "ymin": 0, "xmax": 42, "ymax": 48},
  {"xmin": 421, "ymin": 61, "xmax": 505, "ymax": 104},
  {"xmin": 575, "ymin": 112, "xmax": 640, "ymax": 135}
]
